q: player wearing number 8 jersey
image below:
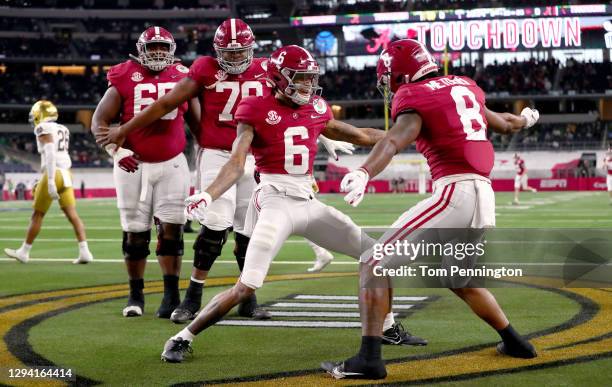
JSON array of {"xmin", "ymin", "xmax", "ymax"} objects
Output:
[
  {"xmin": 92, "ymin": 26, "xmax": 200, "ymax": 319},
  {"xmin": 322, "ymin": 39, "xmax": 540, "ymax": 379},
  {"xmin": 4, "ymin": 100, "xmax": 94, "ymax": 264}
]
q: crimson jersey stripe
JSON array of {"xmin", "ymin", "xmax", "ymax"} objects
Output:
[{"xmin": 367, "ymin": 183, "xmax": 456, "ymax": 266}]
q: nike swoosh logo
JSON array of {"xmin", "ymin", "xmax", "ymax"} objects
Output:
[
  {"xmin": 254, "ymin": 73, "xmax": 265, "ymax": 78},
  {"xmin": 311, "ymin": 114, "xmax": 322, "ymax": 119}
]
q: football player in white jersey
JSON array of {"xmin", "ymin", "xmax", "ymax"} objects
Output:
[{"xmin": 4, "ymin": 101, "xmax": 94, "ymax": 264}]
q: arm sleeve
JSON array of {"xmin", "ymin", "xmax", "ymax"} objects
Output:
[{"xmin": 43, "ymin": 142, "xmax": 56, "ymax": 182}]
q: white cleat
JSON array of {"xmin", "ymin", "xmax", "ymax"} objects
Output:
[
  {"xmin": 73, "ymin": 252, "xmax": 93, "ymax": 264},
  {"xmin": 4, "ymin": 248, "xmax": 29, "ymax": 263},
  {"xmin": 122, "ymin": 305, "xmax": 143, "ymax": 317},
  {"xmin": 308, "ymin": 250, "xmax": 334, "ymax": 273}
]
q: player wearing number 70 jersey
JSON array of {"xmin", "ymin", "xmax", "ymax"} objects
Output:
[
  {"xmin": 322, "ymin": 39, "xmax": 539, "ymax": 379},
  {"xmin": 4, "ymin": 100, "xmax": 94, "ymax": 264},
  {"xmin": 96, "ymin": 18, "xmax": 348, "ymax": 323}
]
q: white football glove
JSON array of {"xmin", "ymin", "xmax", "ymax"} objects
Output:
[
  {"xmin": 319, "ymin": 135, "xmax": 355, "ymax": 161},
  {"xmin": 520, "ymin": 107, "xmax": 540, "ymax": 129},
  {"xmin": 340, "ymin": 168, "xmax": 369, "ymax": 207},
  {"xmin": 47, "ymin": 179, "xmax": 59, "ymax": 200},
  {"xmin": 184, "ymin": 191, "xmax": 212, "ymax": 223}
]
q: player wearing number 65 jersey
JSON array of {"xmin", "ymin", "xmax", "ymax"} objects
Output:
[
  {"xmin": 97, "ymin": 18, "xmax": 345, "ymax": 323},
  {"xmin": 4, "ymin": 100, "xmax": 94, "ymax": 264},
  {"xmin": 92, "ymin": 26, "xmax": 200, "ymax": 319},
  {"xmin": 322, "ymin": 39, "xmax": 539, "ymax": 379}
]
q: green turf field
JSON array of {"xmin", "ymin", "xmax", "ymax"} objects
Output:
[{"xmin": 0, "ymin": 191, "xmax": 611, "ymax": 386}]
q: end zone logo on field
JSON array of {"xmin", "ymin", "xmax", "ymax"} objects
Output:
[{"xmin": 217, "ymin": 294, "xmax": 436, "ymax": 328}]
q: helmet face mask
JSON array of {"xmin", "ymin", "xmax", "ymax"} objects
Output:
[
  {"xmin": 214, "ymin": 18, "xmax": 255, "ymax": 74},
  {"xmin": 215, "ymin": 45, "xmax": 254, "ymax": 74},
  {"xmin": 280, "ymin": 69, "xmax": 321, "ymax": 105},
  {"xmin": 136, "ymin": 27, "xmax": 176, "ymax": 72}
]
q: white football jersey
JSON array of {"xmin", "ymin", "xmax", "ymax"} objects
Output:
[{"xmin": 34, "ymin": 121, "xmax": 72, "ymax": 170}]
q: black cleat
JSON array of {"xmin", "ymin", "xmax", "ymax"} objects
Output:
[
  {"xmin": 496, "ymin": 341, "xmax": 537, "ymax": 359},
  {"xmin": 238, "ymin": 294, "xmax": 271, "ymax": 320},
  {"xmin": 157, "ymin": 297, "xmax": 180, "ymax": 319},
  {"xmin": 161, "ymin": 338, "xmax": 192, "ymax": 363},
  {"xmin": 321, "ymin": 356, "xmax": 386, "ymax": 380},
  {"xmin": 382, "ymin": 322, "xmax": 428, "ymax": 346},
  {"xmin": 170, "ymin": 306, "xmax": 199, "ymax": 324},
  {"xmin": 122, "ymin": 296, "xmax": 144, "ymax": 317}
]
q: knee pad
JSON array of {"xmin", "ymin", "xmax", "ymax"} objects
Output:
[
  {"xmin": 193, "ymin": 226, "xmax": 229, "ymax": 271},
  {"xmin": 155, "ymin": 222, "xmax": 184, "ymax": 257},
  {"xmin": 122, "ymin": 230, "xmax": 151, "ymax": 261}
]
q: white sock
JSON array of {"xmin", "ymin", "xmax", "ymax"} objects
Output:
[
  {"xmin": 172, "ymin": 327, "xmax": 195, "ymax": 342},
  {"xmin": 309, "ymin": 242, "xmax": 327, "ymax": 257},
  {"xmin": 20, "ymin": 243, "xmax": 32, "ymax": 254},
  {"xmin": 383, "ymin": 312, "xmax": 395, "ymax": 331},
  {"xmin": 78, "ymin": 241, "xmax": 89, "ymax": 253},
  {"xmin": 190, "ymin": 276, "xmax": 205, "ymax": 284}
]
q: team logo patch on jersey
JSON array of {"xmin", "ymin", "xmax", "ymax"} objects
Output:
[
  {"xmin": 176, "ymin": 64, "xmax": 189, "ymax": 74},
  {"xmin": 265, "ymin": 110, "xmax": 281, "ymax": 125},
  {"xmin": 131, "ymin": 72, "xmax": 144, "ymax": 82},
  {"xmin": 215, "ymin": 70, "xmax": 228, "ymax": 81},
  {"xmin": 313, "ymin": 98, "xmax": 327, "ymax": 115}
]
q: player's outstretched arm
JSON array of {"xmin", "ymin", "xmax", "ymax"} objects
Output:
[
  {"xmin": 205, "ymin": 123, "xmax": 254, "ymax": 200},
  {"xmin": 185, "ymin": 123, "xmax": 254, "ymax": 221},
  {"xmin": 322, "ymin": 119, "xmax": 385, "ymax": 146},
  {"xmin": 96, "ymin": 77, "xmax": 200, "ymax": 147},
  {"xmin": 485, "ymin": 107, "xmax": 539, "ymax": 135},
  {"xmin": 360, "ymin": 112, "xmax": 422, "ymax": 179}
]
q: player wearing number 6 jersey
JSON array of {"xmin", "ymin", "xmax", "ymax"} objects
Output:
[
  {"xmin": 159, "ymin": 45, "xmax": 430, "ymax": 363},
  {"xmin": 4, "ymin": 100, "xmax": 94, "ymax": 264},
  {"xmin": 322, "ymin": 39, "xmax": 539, "ymax": 380},
  {"xmin": 92, "ymin": 26, "xmax": 200, "ymax": 319},
  {"xmin": 97, "ymin": 19, "xmax": 344, "ymax": 323}
]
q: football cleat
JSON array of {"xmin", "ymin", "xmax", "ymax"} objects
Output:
[
  {"xmin": 496, "ymin": 341, "xmax": 537, "ymax": 359},
  {"xmin": 307, "ymin": 249, "xmax": 334, "ymax": 273},
  {"xmin": 321, "ymin": 357, "xmax": 387, "ymax": 380},
  {"xmin": 237, "ymin": 294, "xmax": 271, "ymax": 320},
  {"xmin": 170, "ymin": 307, "xmax": 198, "ymax": 324},
  {"xmin": 122, "ymin": 302, "xmax": 144, "ymax": 317},
  {"xmin": 161, "ymin": 338, "xmax": 192, "ymax": 363},
  {"xmin": 73, "ymin": 252, "xmax": 93, "ymax": 264},
  {"xmin": 382, "ymin": 322, "xmax": 428, "ymax": 346},
  {"xmin": 4, "ymin": 248, "xmax": 29, "ymax": 263}
]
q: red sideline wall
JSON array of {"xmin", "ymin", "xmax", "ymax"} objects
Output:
[
  {"xmin": 318, "ymin": 177, "xmax": 608, "ymax": 194},
  {"xmin": 1, "ymin": 177, "xmax": 607, "ymax": 201}
]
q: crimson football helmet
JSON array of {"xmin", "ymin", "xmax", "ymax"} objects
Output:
[
  {"xmin": 213, "ymin": 18, "xmax": 255, "ymax": 74},
  {"xmin": 135, "ymin": 26, "xmax": 176, "ymax": 71},
  {"xmin": 267, "ymin": 45, "xmax": 322, "ymax": 105},
  {"xmin": 376, "ymin": 39, "xmax": 439, "ymax": 103}
]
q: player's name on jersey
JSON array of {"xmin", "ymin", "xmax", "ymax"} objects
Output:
[{"xmin": 424, "ymin": 76, "xmax": 471, "ymax": 90}]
